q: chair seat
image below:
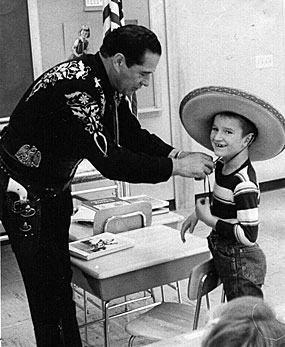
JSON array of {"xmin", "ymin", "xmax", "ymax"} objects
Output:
[{"xmin": 125, "ymin": 302, "xmax": 199, "ymax": 340}]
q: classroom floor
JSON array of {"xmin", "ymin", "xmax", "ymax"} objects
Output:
[{"xmin": 1, "ymin": 188, "xmax": 285, "ymax": 347}]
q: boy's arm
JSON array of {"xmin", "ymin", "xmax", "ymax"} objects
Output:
[
  {"xmin": 180, "ymin": 212, "xmax": 198, "ymax": 242},
  {"xmin": 195, "ymin": 198, "xmax": 218, "ymax": 230},
  {"xmin": 215, "ymin": 181, "xmax": 259, "ymax": 245}
]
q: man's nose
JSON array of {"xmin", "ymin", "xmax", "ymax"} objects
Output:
[{"xmin": 141, "ymin": 75, "xmax": 150, "ymax": 87}]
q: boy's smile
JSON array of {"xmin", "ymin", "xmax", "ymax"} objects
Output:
[{"xmin": 210, "ymin": 114, "xmax": 249, "ymax": 163}]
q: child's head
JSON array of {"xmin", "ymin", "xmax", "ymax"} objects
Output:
[
  {"xmin": 202, "ymin": 296, "xmax": 285, "ymax": 347},
  {"xmin": 180, "ymin": 86, "xmax": 285, "ymax": 162},
  {"xmin": 210, "ymin": 111, "xmax": 258, "ymax": 161},
  {"xmin": 79, "ymin": 25, "xmax": 90, "ymax": 38}
]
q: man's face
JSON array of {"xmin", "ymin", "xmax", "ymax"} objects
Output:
[{"xmin": 115, "ymin": 51, "xmax": 160, "ymax": 96}]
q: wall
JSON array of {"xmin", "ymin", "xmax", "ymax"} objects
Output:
[
  {"xmin": 18, "ymin": 0, "xmax": 285, "ymax": 207},
  {"xmin": 164, "ymin": 0, "xmax": 285, "ymax": 206},
  {"xmin": 0, "ymin": 0, "xmax": 33, "ymax": 120}
]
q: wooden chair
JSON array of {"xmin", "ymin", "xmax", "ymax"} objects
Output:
[
  {"xmin": 92, "ymin": 201, "xmax": 152, "ymax": 234},
  {"xmin": 125, "ymin": 258, "xmax": 224, "ymax": 346}
]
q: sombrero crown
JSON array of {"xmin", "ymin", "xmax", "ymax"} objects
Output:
[{"xmin": 179, "ymin": 86, "xmax": 285, "ymax": 161}]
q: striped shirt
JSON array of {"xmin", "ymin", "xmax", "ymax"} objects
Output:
[{"xmin": 211, "ymin": 159, "xmax": 260, "ymax": 246}]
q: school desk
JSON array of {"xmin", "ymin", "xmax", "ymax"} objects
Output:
[{"xmin": 70, "ymin": 223, "xmax": 210, "ymax": 347}]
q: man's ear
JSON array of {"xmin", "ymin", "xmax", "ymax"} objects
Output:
[{"xmin": 113, "ymin": 53, "xmax": 126, "ymax": 72}]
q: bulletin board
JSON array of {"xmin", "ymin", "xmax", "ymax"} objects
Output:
[{"xmin": 0, "ymin": 0, "xmax": 33, "ymax": 120}]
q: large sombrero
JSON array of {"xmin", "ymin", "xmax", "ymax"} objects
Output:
[{"xmin": 179, "ymin": 86, "xmax": 285, "ymax": 161}]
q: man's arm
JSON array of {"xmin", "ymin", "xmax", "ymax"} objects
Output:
[{"xmin": 117, "ymin": 99, "xmax": 174, "ymax": 157}]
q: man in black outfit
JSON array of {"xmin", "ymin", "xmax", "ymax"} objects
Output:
[{"xmin": 0, "ymin": 25, "xmax": 213, "ymax": 346}]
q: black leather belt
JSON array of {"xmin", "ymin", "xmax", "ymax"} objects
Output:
[{"xmin": 0, "ymin": 146, "xmax": 72, "ymax": 200}]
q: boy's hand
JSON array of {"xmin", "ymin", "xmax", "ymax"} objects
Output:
[
  {"xmin": 196, "ymin": 198, "xmax": 218, "ymax": 229},
  {"xmin": 180, "ymin": 212, "xmax": 198, "ymax": 243}
]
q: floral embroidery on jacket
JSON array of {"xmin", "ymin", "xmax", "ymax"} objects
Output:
[
  {"xmin": 26, "ymin": 60, "xmax": 91, "ymax": 101},
  {"xmin": 65, "ymin": 79, "xmax": 107, "ymax": 156},
  {"xmin": 94, "ymin": 77, "xmax": 105, "ymax": 117},
  {"xmin": 15, "ymin": 144, "xmax": 41, "ymax": 168}
]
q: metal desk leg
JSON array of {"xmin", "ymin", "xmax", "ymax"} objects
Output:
[{"xmin": 102, "ymin": 300, "xmax": 110, "ymax": 347}]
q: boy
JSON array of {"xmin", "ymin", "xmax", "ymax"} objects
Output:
[{"xmin": 180, "ymin": 86, "xmax": 285, "ymax": 301}]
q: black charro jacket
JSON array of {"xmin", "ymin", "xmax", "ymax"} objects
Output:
[{"xmin": 0, "ymin": 53, "xmax": 173, "ymax": 191}]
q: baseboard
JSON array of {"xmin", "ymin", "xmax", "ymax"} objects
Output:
[{"xmin": 260, "ymin": 178, "xmax": 285, "ymax": 192}]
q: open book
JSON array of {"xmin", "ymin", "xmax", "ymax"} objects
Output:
[{"xmin": 69, "ymin": 232, "xmax": 134, "ymax": 260}]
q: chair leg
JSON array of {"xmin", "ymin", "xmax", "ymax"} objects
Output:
[
  {"xmin": 83, "ymin": 290, "xmax": 89, "ymax": 344},
  {"xmin": 176, "ymin": 281, "xmax": 182, "ymax": 303},
  {"xmin": 206, "ymin": 293, "xmax": 210, "ymax": 310},
  {"xmin": 221, "ymin": 288, "xmax": 226, "ymax": 303},
  {"xmin": 193, "ymin": 297, "xmax": 202, "ymax": 330},
  {"xmin": 160, "ymin": 286, "xmax": 165, "ymax": 301},
  {"xmin": 128, "ymin": 335, "xmax": 136, "ymax": 347},
  {"xmin": 124, "ymin": 295, "xmax": 129, "ymax": 313},
  {"xmin": 102, "ymin": 300, "xmax": 110, "ymax": 347},
  {"xmin": 150, "ymin": 288, "xmax": 156, "ymax": 302}
]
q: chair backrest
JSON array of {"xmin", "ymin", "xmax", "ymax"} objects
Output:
[
  {"xmin": 93, "ymin": 201, "xmax": 152, "ymax": 235},
  {"xmin": 188, "ymin": 258, "xmax": 221, "ymax": 301},
  {"xmin": 187, "ymin": 258, "xmax": 222, "ymax": 330}
]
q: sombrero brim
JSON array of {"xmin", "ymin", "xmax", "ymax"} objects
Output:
[{"xmin": 179, "ymin": 86, "xmax": 285, "ymax": 161}]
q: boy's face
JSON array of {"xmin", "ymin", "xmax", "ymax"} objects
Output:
[{"xmin": 210, "ymin": 114, "xmax": 250, "ymax": 161}]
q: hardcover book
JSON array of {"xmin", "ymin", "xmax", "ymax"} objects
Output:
[
  {"xmin": 72, "ymin": 195, "xmax": 170, "ymax": 224},
  {"xmin": 82, "ymin": 195, "xmax": 169, "ymax": 213},
  {"xmin": 69, "ymin": 232, "xmax": 134, "ymax": 260},
  {"xmin": 121, "ymin": 195, "xmax": 169, "ymax": 212},
  {"xmin": 82, "ymin": 196, "xmax": 130, "ymax": 211}
]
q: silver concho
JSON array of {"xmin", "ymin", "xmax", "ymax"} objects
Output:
[{"xmin": 15, "ymin": 144, "xmax": 41, "ymax": 168}]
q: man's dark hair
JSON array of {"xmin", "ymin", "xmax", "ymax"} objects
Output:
[{"xmin": 100, "ymin": 25, "xmax": 162, "ymax": 67}]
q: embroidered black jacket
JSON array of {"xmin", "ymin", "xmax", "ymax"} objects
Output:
[{"xmin": 0, "ymin": 53, "xmax": 173, "ymax": 189}]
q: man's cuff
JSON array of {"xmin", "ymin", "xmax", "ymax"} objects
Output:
[{"xmin": 168, "ymin": 149, "xmax": 183, "ymax": 159}]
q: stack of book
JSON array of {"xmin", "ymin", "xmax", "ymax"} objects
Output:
[
  {"xmin": 71, "ymin": 195, "xmax": 170, "ymax": 224},
  {"xmin": 121, "ymin": 195, "xmax": 169, "ymax": 215}
]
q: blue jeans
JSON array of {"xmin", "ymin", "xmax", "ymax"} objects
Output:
[{"xmin": 208, "ymin": 232, "xmax": 266, "ymax": 301}]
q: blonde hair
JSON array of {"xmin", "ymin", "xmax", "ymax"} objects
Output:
[{"xmin": 202, "ymin": 296, "xmax": 285, "ymax": 347}]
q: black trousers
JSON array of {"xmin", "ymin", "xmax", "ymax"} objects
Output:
[{"xmin": 2, "ymin": 178, "xmax": 82, "ymax": 347}]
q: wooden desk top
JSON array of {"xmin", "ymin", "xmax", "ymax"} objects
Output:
[
  {"xmin": 70, "ymin": 224, "xmax": 209, "ymax": 280},
  {"xmin": 145, "ymin": 329, "xmax": 206, "ymax": 347}
]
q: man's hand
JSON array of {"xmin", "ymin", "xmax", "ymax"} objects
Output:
[{"xmin": 172, "ymin": 152, "xmax": 214, "ymax": 179}]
